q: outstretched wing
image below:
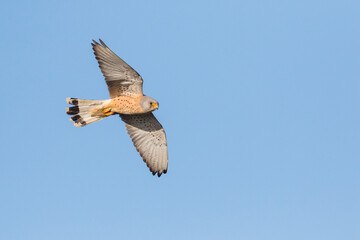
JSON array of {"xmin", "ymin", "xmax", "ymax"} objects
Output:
[
  {"xmin": 92, "ymin": 39, "xmax": 143, "ymax": 98},
  {"xmin": 120, "ymin": 113, "xmax": 168, "ymax": 177}
]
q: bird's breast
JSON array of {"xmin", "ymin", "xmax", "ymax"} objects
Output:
[{"xmin": 109, "ymin": 95, "xmax": 144, "ymax": 114}]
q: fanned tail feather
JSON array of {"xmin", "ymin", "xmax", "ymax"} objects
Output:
[{"xmin": 66, "ymin": 98, "xmax": 111, "ymax": 127}]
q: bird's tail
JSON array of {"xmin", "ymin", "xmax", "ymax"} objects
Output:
[{"xmin": 66, "ymin": 98, "xmax": 112, "ymax": 127}]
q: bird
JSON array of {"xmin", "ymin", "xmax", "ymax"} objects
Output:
[{"xmin": 66, "ymin": 39, "xmax": 168, "ymax": 177}]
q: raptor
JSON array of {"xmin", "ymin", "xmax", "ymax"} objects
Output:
[{"xmin": 66, "ymin": 39, "xmax": 168, "ymax": 177}]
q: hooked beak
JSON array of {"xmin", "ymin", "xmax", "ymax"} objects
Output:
[{"xmin": 151, "ymin": 102, "xmax": 159, "ymax": 109}]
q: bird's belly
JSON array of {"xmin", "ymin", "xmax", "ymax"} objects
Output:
[{"xmin": 109, "ymin": 96, "xmax": 144, "ymax": 114}]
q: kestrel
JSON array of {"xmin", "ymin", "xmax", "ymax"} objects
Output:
[{"xmin": 66, "ymin": 39, "xmax": 168, "ymax": 177}]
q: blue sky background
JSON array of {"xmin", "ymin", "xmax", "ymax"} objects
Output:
[{"xmin": 0, "ymin": 0, "xmax": 359, "ymax": 239}]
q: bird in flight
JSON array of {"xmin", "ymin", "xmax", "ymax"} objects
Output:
[{"xmin": 66, "ymin": 39, "xmax": 168, "ymax": 177}]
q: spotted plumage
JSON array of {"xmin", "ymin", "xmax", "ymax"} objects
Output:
[{"xmin": 66, "ymin": 39, "xmax": 168, "ymax": 177}]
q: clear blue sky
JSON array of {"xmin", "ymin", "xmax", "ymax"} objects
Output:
[{"xmin": 0, "ymin": 0, "xmax": 359, "ymax": 239}]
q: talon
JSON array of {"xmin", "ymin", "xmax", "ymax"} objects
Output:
[{"xmin": 103, "ymin": 108, "xmax": 114, "ymax": 116}]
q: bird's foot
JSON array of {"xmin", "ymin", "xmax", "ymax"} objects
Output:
[{"xmin": 103, "ymin": 108, "xmax": 114, "ymax": 116}]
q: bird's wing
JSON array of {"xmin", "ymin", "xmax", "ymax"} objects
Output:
[
  {"xmin": 92, "ymin": 39, "xmax": 143, "ymax": 98},
  {"xmin": 120, "ymin": 113, "xmax": 168, "ymax": 177}
]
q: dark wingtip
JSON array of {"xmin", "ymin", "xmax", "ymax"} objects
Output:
[{"xmin": 99, "ymin": 39, "xmax": 107, "ymax": 48}]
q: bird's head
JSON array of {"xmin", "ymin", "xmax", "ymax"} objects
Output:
[{"xmin": 140, "ymin": 96, "xmax": 159, "ymax": 112}]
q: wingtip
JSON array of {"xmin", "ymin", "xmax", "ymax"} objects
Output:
[
  {"xmin": 91, "ymin": 39, "xmax": 108, "ymax": 48},
  {"xmin": 99, "ymin": 39, "xmax": 107, "ymax": 48},
  {"xmin": 153, "ymin": 169, "xmax": 167, "ymax": 177}
]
